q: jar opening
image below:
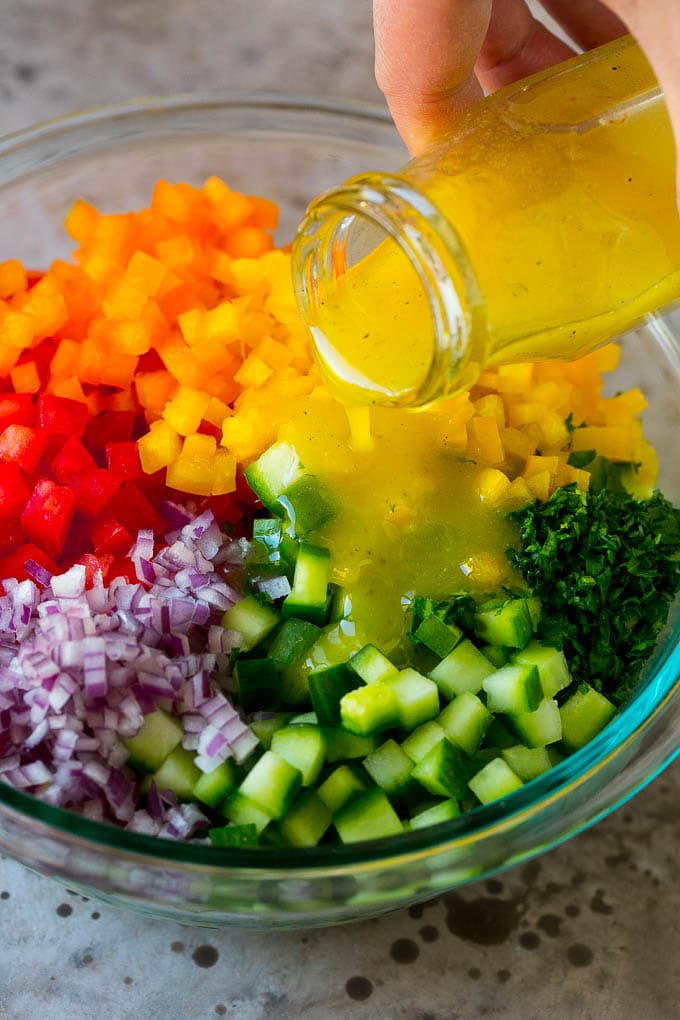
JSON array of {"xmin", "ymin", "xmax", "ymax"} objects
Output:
[{"xmin": 292, "ymin": 175, "xmax": 487, "ymax": 408}]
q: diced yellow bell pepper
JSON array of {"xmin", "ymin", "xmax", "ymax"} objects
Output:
[
  {"xmin": 211, "ymin": 449, "xmax": 237, "ymax": 495},
  {"xmin": 166, "ymin": 455, "xmax": 213, "ymax": 496},
  {"xmin": 162, "ymin": 386, "xmax": 211, "ymax": 436},
  {"xmin": 476, "ymin": 468, "xmax": 511, "ymax": 506},
  {"xmin": 138, "ymin": 420, "xmax": 182, "ymax": 474},
  {"xmin": 570, "ymin": 425, "xmax": 637, "ymax": 462}
]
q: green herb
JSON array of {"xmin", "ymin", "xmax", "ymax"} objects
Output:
[{"xmin": 507, "ymin": 485, "xmax": 680, "ymax": 703}]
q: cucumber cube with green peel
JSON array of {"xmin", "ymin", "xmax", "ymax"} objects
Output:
[
  {"xmin": 402, "ymin": 721, "xmax": 447, "ymax": 763},
  {"xmin": 340, "ymin": 682, "xmax": 399, "ymax": 736},
  {"xmin": 249, "ymin": 713, "xmax": 293, "ymax": 750},
  {"xmin": 483, "ymin": 717, "xmax": 516, "ymax": 750},
  {"xmin": 411, "ymin": 740, "xmax": 470, "ymax": 799},
  {"xmin": 220, "ymin": 791, "xmax": 271, "ymax": 833},
  {"xmin": 512, "ymin": 641, "xmax": 571, "ymax": 699},
  {"xmin": 317, "ymin": 764, "xmax": 368, "ymax": 814},
  {"xmin": 468, "ymin": 758, "xmax": 524, "ymax": 804},
  {"xmin": 429, "ymin": 639, "xmax": 496, "ymax": 698},
  {"xmin": 151, "ymin": 746, "xmax": 201, "ymax": 801},
  {"xmin": 348, "ymin": 644, "xmax": 399, "ymax": 685},
  {"xmin": 279, "ymin": 790, "xmax": 332, "ymax": 847},
  {"xmin": 387, "ymin": 668, "xmax": 440, "ymax": 730},
  {"xmin": 271, "ymin": 725, "xmax": 326, "ymax": 786},
  {"xmin": 222, "ymin": 595, "xmax": 279, "ymax": 652},
  {"xmin": 193, "ymin": 758, "xmax": 239, "ymax": 808},
  {"xmin": 473, "ymin": 598, "xmax": 533, "ymax": 649},
  {"xmin": 309, "ymin": 663, "xmax": 361, "ymax": 725},
  {"xmin": 276, "ymin": 476, "xmax": 336, "ymax": 535},
  {"xmin": 410, "ymin": 798, "xmax": 461, "ymax": 830},
  {"xmin": 480, "ymin": 644, "xmax": 510, "ymax": 668},
  {"xmin": 413, "ymin": 615, "xmax": 462, "ymax": 658},
  {"xmin": 238, "ymin": 750, "xmax": 302, "ymax": 819},
  {"xmin": 234, "ymin": 657, "xmax": 281, "ymax": 713},
  {"xmin": 483, "ymin": 663, "xmax": 542, "ymax": 715},
  {"xmin": 559, "ymin": 685, "xmax": 616, "ymax": 752},
  {"xmin": 438, "ymin": 692, "xmax": 493, "ymax": 755},
  {"xmin": 282, "ymin": 543, "xmax": 332, "ymax": 625},
  {"xmin": 268, "ymin": 618, "xmax": 322, "ymax": 671},
  {"xmin": 322, "ymin": 726, "xmax": 379, "ymax": 762},
  {"xmin": 363, "ymin": 739, "xmax": 415, "ymax": 799},
  {"xmin": 334, "ymin": 789, "xmax": 403, "ymax": 844},
  {"xmin": 509, "ymin": 697, "xmax": 562, "ymax": 747},
  {"xmin": 123, "ymin": 708, "xmax": 183, "ymax": 773},
  {"xmin": 244, "ymin": 441, "xmax": 305, "ymax": 512},
  {"xmin": 501, "ymin": 745, "xmax": 553, "ymax": 782}
]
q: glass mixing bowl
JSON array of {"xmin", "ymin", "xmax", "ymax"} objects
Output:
[{"xmin": 0, "ymin": 95, "xmax": 678, "ymax": 929}]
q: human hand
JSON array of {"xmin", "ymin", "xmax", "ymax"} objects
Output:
[{"xmin": 374, "ymin": 0, "xmax": 680, "ymax": 171}]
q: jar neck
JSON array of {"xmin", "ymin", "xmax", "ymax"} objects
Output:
[{"xmin": 292, "ymin": 174, "xmax": 489, "ymax": 408}]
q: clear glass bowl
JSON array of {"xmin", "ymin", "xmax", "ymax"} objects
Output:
[{"xmin": 0, "ymin": 95, "xmax": 678, "ymax": 930}]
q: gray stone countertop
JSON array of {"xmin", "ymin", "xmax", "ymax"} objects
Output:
[{"xmin": 1, "ymin": 2, "xmax": 679, "ymax": 1018}]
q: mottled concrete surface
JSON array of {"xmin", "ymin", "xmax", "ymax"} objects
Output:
[{"xmin": 1, "ymin": 3, "xmax": 679, "ymax": 1019}]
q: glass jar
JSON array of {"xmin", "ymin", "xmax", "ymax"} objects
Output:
[{"xmin": 293, "ymin": 35, "xmax": 680, "ymax": 408}]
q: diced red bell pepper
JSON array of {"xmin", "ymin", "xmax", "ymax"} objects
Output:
[
  {"xmin": 108, "ymin": 482, "xmax": 165, "ymax": 535},
  {"xmin": 70, "ymin": 468, "xmax": 121, "ymax": 516},
  {"xmin": 0, "ymin": 424, "xmax": 47, "ymax": 475},
  {"xmin": 205, "ymin": 493, "xmax": 246, "ymax": 527},
  {"xmin": 105, "ymin": 441, "xmax": 142, "ymax": 481},
  {"xmin": 20, "ymin": 478, "xmax": 75, "ymax": 558},
  {"xmin": 92, "ymin": 516, "xmax": 133, "ymax": 556},
  {"xmin": 107, "ymin": 556, "xmax": 139, "ymax": 584},
  {"xmin": 50, "ymin": 437, "xmax": 97, "ymax": 483},
  {"xmin": 37, "ymin": 394, "xmax": 88, "ymax": 437},
  {"xmin": 0, "ymin": 518, "xmax": 23, "ymax": 556},
  {"xmin": 78, "ymin": 552, "xmax": 114, "ymax": 586},
  {"xmin": 0, "ymin": 393, "xmax": 35, "ymax": 429},
  {"xmin": 0, "ymin": 543, "xmax": 60, "ymax": 585},
  {"xmin": 84, "ymin": 410, "xmax": 135, "ymax": 449},
  {"xmin": 0, "ymin": 463, "xmax": 30, "ymax": 518}
]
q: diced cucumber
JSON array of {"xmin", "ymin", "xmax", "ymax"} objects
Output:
[
  {"xmin": 429, "ymin": 639, "xmax": 496, "ymax": 698},
  {"xmin": 559, "ymin": 685, "xmax": 616, "ymax": 752},
  {"xmin": 513, "ymin": 641, "xmax": 571, "ymax": 699},
  {"xmin": 124, "ymin": 708, "xmax": 183, "ymax": 773},
  {"xmin": 322, "ymin": 726, "xmax": 379, "ymax": 762},
  {"xmin": 473, "ymin": 598, "xmax": 533, "ymax": 649},
  {"xmin": 308, "ymin": 663, "xmax": 361, "ymax": 726},
  {"xmin": 329, "ymin": 587, "xmax": 352, "ymax": 623},
  {"xmin": 501, "ymin": 745, "xmax": 553, "ymax": 782},
  {"xmin": 249, "ymin": 713, "xmax": 293, "ymax": 749},
  {"xmin": 268, "ymin": 618, "xmax": 322, "ymax": 671},
  {"xmin": 209, "ymin": 823, "xmax": 259, "ymax": 847},
  {"xmin": 483, "ymin": 717, "xmax": 516, "ymax": 750},
  {"xmin": 438, "ymin": 692, "xmax": 493, "ymax": 755},
  {"xmin": 412, "ymin": 615, "xmax": 462, "ymax": 658},
  {"xmin": 151, "ymin": 746, "xmax": 201, "ymax": 801},
  {"xmin": 410, "ymin": 798, "xmax": 461, "ymax": 830},
  {"xmin": 278, "ymin": 790, "xmax": 332, "ymax": 847},
  {"xmin": 222, "ymin": 595, "xmax": 279, "ymax": 652},
  {"xmin": 277, "ymin": 476, "xmax": 336, "ymax": 535},
  {"xmin": 483, "ymin": 663, "xmax": 542, "ymax": 715},
  {"xmin": 402, "ymin": 721, "xmax": 447, "ymax": 763},
  {"xmin": 282, "ymin": 543, "xmax": 332, "ymax": 625},
  {"xmin": 238, "ymin": 750, "xmax": 302, "ymax": 820},
  {"xmin": 480, "ymin": 644, "xmax": 510, "ymax": 668},
  {"xmin": 244, "ymin": 441, "xmax": 305, "ymax": 513},
  {"xmin": 290, "ymin": 711, "xmax": 318, "ymax": 725},
  {"xmin": 509, "ymin": 698, "xmax": 562, "ymax": 748},
  {"xmin": 411, "ymin": 740, "xmax": 470, "ymax": 800},
  {"xmin": 270, "ymin": 725, "xmax": 326, "ymax": 786},
  {"xmin": 248, "ymin": 518, "xmax": 283, "ymax": 566},
  {"xmin": 340, "ymin": 682, "xmax": 399, "ymax": 736},
  {"xmin": 193, "ymin": 758, "xmax": 239, "ymax": 808},
  {"xmin": 348, "ymin": 644, "xmax": 398, "ymax": 685},
  {"xmin": 234, "ymin": 658, "xmax": 281, "ymax": 714},
  {"xmin": 363, "ymin": 740, "xmax": 415, "ymax": 800},
  {"xmin": 317, "ymin": 764, "xmax": 368, "ymax": 814},
  {"xmin": 387, "ymin": 668, "xmax": 440, "ymax": 730},
  {"xmin": 468, "ymin": 758, "xmax": 524, "ymax": 804},
  {"xmin": 334, "ymin": 789, "xmax": 403, "ymax": 844},
  {"xmin": 220, "ymin": 790, "xmax": 271, "ymax": 833}
]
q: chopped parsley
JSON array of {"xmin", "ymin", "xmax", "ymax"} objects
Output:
[{"xmin": 507, "ymin": 484, "xmax": 680, "ymax": 704}]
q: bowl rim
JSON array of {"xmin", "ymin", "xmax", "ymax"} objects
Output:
[{"xmin": 0, "ymin": 91, "xmax": 678, "ymax": 874}]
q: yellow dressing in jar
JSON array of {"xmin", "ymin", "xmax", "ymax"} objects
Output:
[{"xmin": 293, "ymin": 36, "xmax": 680, "ymax": 407}]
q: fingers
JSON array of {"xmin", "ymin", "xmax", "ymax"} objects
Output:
[
  {"xmin": 475, "ymin": 0, "xmax": 574, "ymax": 93},
  {"xmin": 373, "ymin": 0, "xmax": 492, "ymax": 154},
  {"xmin": 540, "ymin": 0, "xmax": 628, "ymax": 50}
]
